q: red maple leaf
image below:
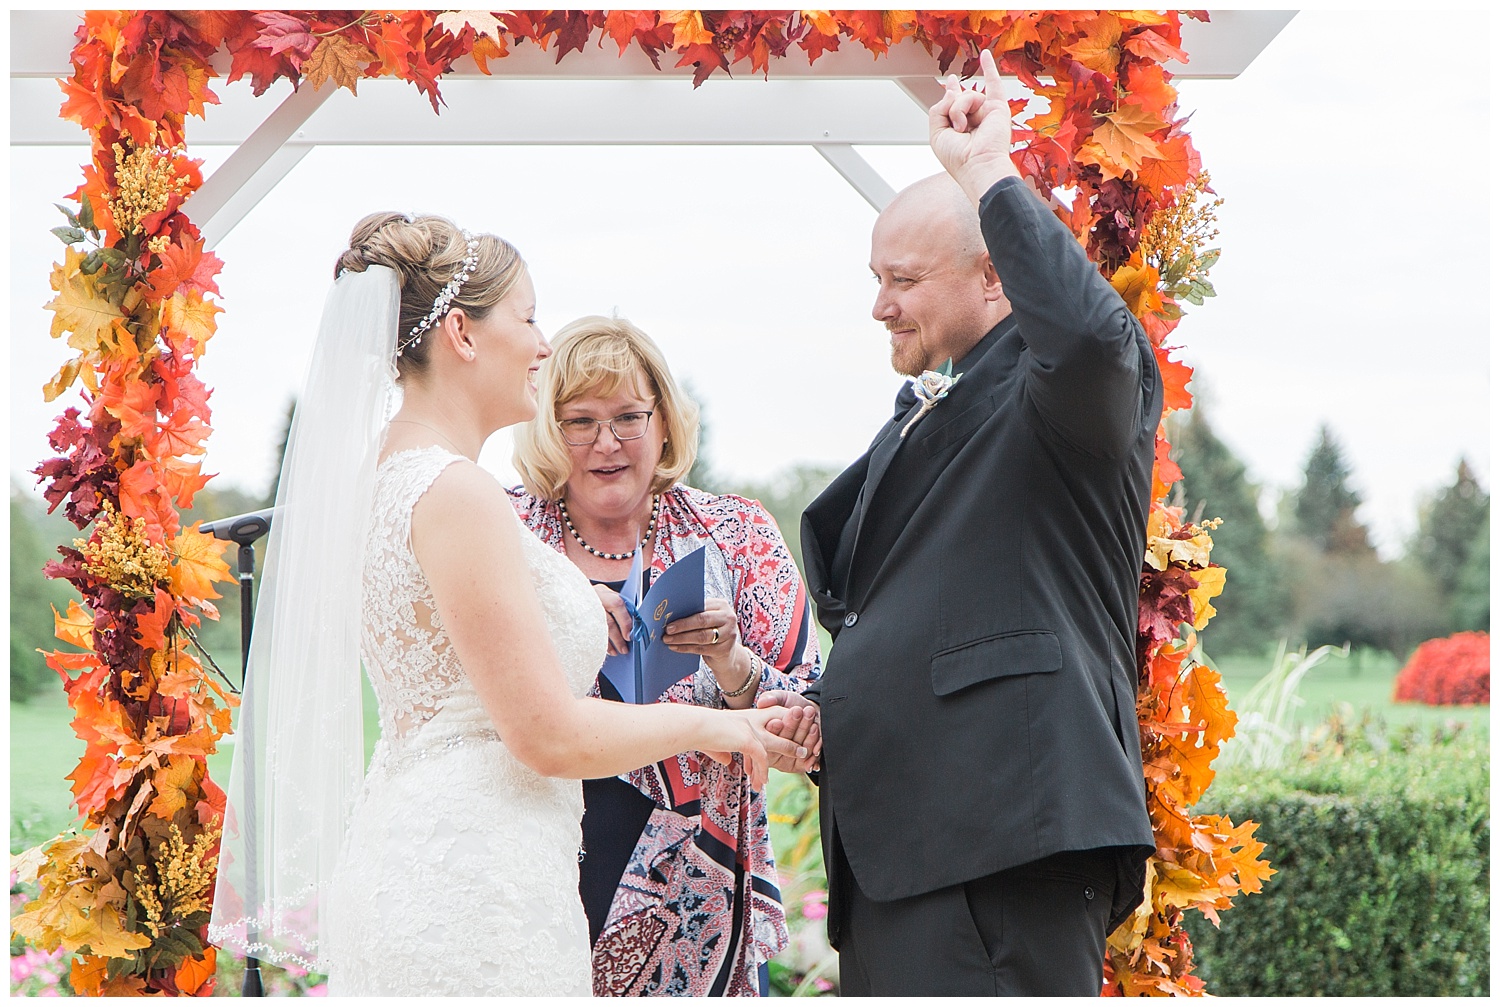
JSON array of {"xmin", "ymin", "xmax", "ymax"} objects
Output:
[{"xmin": 674, "ymin": 43, "xmax": 730, "ymax": 87}]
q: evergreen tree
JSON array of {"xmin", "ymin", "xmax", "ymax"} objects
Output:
[
  {"xmin": 1294, "ymin": 425, "xmax": 1373, "ymax": 555},
  {"xmin": 1169, "ymin": 408, "xmax": 1288, "ymax": 655},
  {"xmin": 1451, "ymin": 512, "xmax": 1490, "ymax": 632},
  {"xmin": 1413, "ymin": 458, "xmax": 1489, "ymax": 604}
]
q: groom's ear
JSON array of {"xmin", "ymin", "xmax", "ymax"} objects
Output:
[{"xmin": 980, "ymin": 256, "xmax": 1006, "ymax": 302}]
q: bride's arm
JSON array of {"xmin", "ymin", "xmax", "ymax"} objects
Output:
[{"xmin": 411, "ymin": 462, "xmax": 804, "ymax": 788}]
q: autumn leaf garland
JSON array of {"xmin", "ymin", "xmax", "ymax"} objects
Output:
[{"xmin": 21, "ymin": 10, "xmax": 1264, "ymax": 997}]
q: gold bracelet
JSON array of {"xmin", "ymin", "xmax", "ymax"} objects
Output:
[{"xmin": 720, "ymin": 653, "xmax": 760, "ymax": 699}]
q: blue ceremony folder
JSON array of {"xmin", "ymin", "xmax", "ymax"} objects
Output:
[{"xmin": 599, "ymin": 545, "xmax": 707, "ymax": 704}]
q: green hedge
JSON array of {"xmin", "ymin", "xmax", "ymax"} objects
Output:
[{"xmin": 1185, "ymin": 728, "xmax": 1489, "ymax": 996}]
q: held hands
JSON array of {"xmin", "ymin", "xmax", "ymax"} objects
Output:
[
  {"xmin": 929, "ymin": 48, "xmax": 1021, "ymax": 204},
  {"xmin": 700, "ymin": 705, "xmax": 810, "ymax": 791},
  {"xmin": 756, "ymin": 690, "xmax": 822, "ymax": 775}
]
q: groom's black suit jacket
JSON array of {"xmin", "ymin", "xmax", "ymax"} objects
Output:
[{"xmin": 801, "ymin": 177, "xmax": 1159, "ymax": 944}]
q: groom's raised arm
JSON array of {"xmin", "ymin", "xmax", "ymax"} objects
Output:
[{"xmin": 930, "ymin": 51, "xmax": 1157, "ymax": 458}]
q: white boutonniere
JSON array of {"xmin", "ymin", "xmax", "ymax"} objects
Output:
[{"xmin": 900, "ymin": 359, "xmax": 963, "ymax": 438}]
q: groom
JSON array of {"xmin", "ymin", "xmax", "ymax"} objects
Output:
[{"xmin": 760, "ymin": 52, "xmax": 1159, "ymax": 995}]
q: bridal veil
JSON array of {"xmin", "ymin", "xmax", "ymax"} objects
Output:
[{"xmin": 209, "ymin": 265, "xmax": 400, "ymax": 970}]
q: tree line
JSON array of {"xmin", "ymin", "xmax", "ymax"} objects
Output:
[{"xmin": 1169, "ymin": 409, "xmax": 1489, "ymax": 659}]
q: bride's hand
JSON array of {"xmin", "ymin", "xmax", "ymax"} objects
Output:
[
  {"xmin": 593, "ymin": 584, "xmax": 632, "ymax": 656},
  {"xmin": 700, "ymin": 706, "xmax": 808, "ymax": 791}
]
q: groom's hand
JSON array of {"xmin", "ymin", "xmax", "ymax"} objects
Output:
[
  {"xmin": 929, "ymin": 48, "xmax": 1021, "ymax": 205},
  {"xmin": 757, "ymin": 691, "xmax": 822, "ymax": 774}
]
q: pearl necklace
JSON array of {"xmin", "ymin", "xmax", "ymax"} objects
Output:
[{"xmin": 558, "ymin": 494, "xmax": 661, "ymax": 561}]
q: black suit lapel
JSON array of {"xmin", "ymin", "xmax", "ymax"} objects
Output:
[{"xmin": 844, "ymin": 321, "xmax": 1016, "ymax": 605}]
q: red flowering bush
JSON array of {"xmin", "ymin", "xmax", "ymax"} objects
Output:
[{"xmin": 1393, "ymin": 631, "xmax": 1490, "ymax": 706}]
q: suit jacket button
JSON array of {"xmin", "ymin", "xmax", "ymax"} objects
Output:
[{"xmin": 844, "ymin": 612, "xmax": 858, "ymax": 627}]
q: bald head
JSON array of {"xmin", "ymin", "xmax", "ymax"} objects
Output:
[
  {"xmin": 868, "ymin": 174, "xmax": 1010, "ymax": 376},
  {"xmin": 878, "ymin": 174, "xmax": 987, "ymax": 267}
]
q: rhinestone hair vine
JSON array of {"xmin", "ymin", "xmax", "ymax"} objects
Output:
[{"xmin": 396, "ymin": 230, "xmax": 479, "ymax": 356}]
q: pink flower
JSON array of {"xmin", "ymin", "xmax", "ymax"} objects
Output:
[
  {"xmin": 814, "ymin": 977, "xmax": 834, "ymax": 991},
  {"xmin": 801, "ymin": 890, "xmax": 828, "ymax": 922},
  {"xmin": 38, "ymin": 986, "xmax": 60, "ymax": 997},
  {"xmin": 13, "ymin": 956, "xmax": 35, "ymax": 983},
  {"xmin": 305, "ymin": 983, "xmax": 328, "ymax": 996}
]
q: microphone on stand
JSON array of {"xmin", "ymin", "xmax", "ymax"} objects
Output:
[{"xmin": 199, "ymin": 507, "xmax": 274, "ymax": 997}]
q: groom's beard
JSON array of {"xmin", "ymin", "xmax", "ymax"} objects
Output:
[{"xmin": 887, "ymin": 321, "xmax": 928, "ymax": 377}]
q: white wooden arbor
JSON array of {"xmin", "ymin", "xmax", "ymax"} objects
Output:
[{"xmin": 11, "ymin": 10, "xmax": 1293, "ymax": 247}]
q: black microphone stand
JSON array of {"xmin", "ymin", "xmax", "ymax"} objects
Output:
[{"xmin": 200, "ymin": 508, "xmax": 274, "ymax": 997}]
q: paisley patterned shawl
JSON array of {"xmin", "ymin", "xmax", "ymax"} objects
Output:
[{"xmin": 508, "ymin": 483, "xmax": 822, "ymax": 995}]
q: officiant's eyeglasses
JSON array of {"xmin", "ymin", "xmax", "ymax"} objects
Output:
[{"xmin": 558, "ymin": 411, "xmax": 654, "ymax": 446}]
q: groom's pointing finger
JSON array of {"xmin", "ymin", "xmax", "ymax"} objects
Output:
[{"xmin": 980, "ymin": 47, "xmax": 1004, "ymax": 99}]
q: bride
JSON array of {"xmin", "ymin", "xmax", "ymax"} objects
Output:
[{"xmin": 207, "ymin": 213, "xmax": 807, "ymax": 995}]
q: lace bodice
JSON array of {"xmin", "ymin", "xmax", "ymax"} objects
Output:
[{"xmin": 361, "ymin": 446, "xmax": 605, "ymax": 743}]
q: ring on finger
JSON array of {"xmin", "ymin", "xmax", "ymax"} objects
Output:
[{"xmin": 711, "ymin": 627, "xmax": 720, "ymax": 645}]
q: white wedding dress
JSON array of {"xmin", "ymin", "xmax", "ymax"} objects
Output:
[{"xmin": 324, "ymin": 446, "xmax": 604, "ymax": 995}]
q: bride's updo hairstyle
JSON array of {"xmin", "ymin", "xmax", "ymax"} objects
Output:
[{"xmin": 334, "ymin": 212, "xmax": 526, "ymax": 376}]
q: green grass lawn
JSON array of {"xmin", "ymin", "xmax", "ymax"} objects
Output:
[
  {"xmin": 1208, "ymin": 646, "xmax": 1490, "ymax": 732},
  {"xmin": 9, "ymin": 678, "xmax": 381, "ymax": 855}
]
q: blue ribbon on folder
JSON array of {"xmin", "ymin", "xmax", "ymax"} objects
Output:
[{"xmin": 599, "ymin": 545, "xmax": 707, "ymax": 704}]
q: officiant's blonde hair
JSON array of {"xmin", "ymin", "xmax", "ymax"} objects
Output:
[{"xmin": 514, "ymin": 316, "xmax": 700, "ymax": 500}]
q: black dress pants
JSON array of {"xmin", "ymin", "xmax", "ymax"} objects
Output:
[{"xmin": 837, "ymin": 848, "xmax": 1118, "ymax": 996}]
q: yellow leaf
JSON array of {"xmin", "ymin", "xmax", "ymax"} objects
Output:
[
  {"xmin": 45, "ymin": 246, "xmax": 126, "ymax": 354},
  {"xmin": 43, "ymin": 356, "xmax": 85, "ymax": 401},
  {"xmin": 147, "ymin": 756, "xmax": 198, "ymax": 818},
  {"xmin": 1079, "ymin": 103, "xmax": 1169, "ymax": 180},
  {"xmin": 53, "ymin": 599, "xmax": 94, "ymax": 649},
  {"xmin": 1188, "ymin": 565, "xmax": 1227, "ymax": 630},
  {"xmin": 168, "ymin": 523, "xmax": 231, "ymax": 602},
  {"xmin": 1109, "ymin": 261, "xmax": 1164, "ymax": 319},
  {"xmin": 160, "ymin": 291, "xmax": 222, "ymax": 356},
  {"xmin": 11, "ymin": 844, "xmax": 51, "ymax": 884},
  {"xmin": 77, "ymin": 903, "xmax": 153, "ymax": 958},
  {"xmin": 662, "ymin": 10, "xmax": 713, "ymax": 47},
  {"xmin": 800, "ymin": 9, "xmax": 839, "ymax": 35}
]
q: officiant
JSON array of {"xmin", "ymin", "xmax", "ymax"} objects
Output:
[{"xmin": 510, "ymin": 316, "xmax": 822, "ymax": 997}]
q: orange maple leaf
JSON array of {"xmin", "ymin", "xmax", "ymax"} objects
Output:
[
  {"xmin": 1080, "ymin": 102, "xmax": 1169, "ymax": 181},
  {"xmin": 1064, "ymin": 13, "xmax": 1123, "ymax": 74},
  {"xmin": 102, "ymin": 373, "xmax": 161, "ymax": 442},
  {"xmin": 169, "ymin": 523, "xmax": 231, "ymax": 603},
  {"xmin": 1138, "ymin": 133, "xmax": 1200, "ymax": 194},
  {"xmin": 160, "ymin": 290, "xmax": 222, "ymax": 358},
  {"xmin": 53, "ymin": 599, "xmax": 95, "ymax": 650},
  {"xmin": 162, "ymin": 456, "xmax": 212, "ymax": 509},
  {"xmin": 1109, "ymin": 260, "xmax": 1163, "ymax": 318},
  {"xmin": 174, "ymin": 949, "xmax": 217, "ymax": 996},
  {"xmin": 469, "ymin": 33, "xmax": 509, "ymax": 73},
  {"xmin": 147, "ymin": 756, "xmax": 200, "ymax": 817},
  {"xmin": 144, "ymin": 236, "xmax": 222, "ymax": 303},
  {"xmin": 135, "ymin": 588, "xmax": 175, "ymax": 651},
  {"xmin": 302, "ymin": 34, "xmax": 370, "ymax": 95},
  {"xmin": 662, "ymin": 10, "xmax": 713, "ymax": 48},
  {"xmin": 1155, "ymin": 347, "xmax": 1195, "ymax": 412}
]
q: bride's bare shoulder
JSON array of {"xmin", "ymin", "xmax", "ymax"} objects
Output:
[{"xmin": 412, "ymin": 458, "xmax": 522, "ymax": 543}]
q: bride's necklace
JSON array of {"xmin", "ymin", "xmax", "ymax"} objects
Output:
[
  {"xmin": 390, "ymin": 418, "xmax": 464, "ymax": 456},
  {"xmin": 558, "ymin": 494, "xmax": 661, "ymax": 561}
]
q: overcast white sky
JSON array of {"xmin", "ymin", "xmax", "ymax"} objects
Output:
[{"xmin": 7, "ymin": 11, "xmax": 1492, "ymax": 560}]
